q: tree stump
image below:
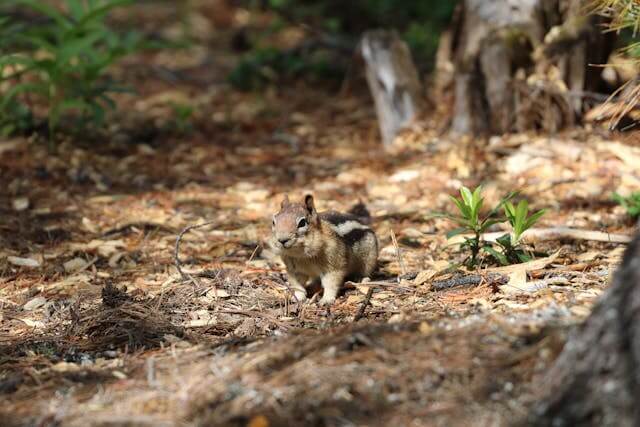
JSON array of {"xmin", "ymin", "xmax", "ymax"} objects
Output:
[
  {"xmin": 360, "ymin": 30, "xmax": 424, "ymax": 146},
  {"xmin": 529, "ymin": 232, "xmax": 640, "ymax": 426},
  {"xmin": 440, "ymin": 0, "xmax": 615, "ymax": 135}
]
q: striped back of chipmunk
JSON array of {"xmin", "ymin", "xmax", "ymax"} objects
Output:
[{"xmin": 320, "ymin": 211, "xmax": 375, "ymax": 245}]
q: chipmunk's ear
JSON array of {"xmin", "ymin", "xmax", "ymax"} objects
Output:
[
  {"xmin": 304, "ymin": 194, "xmax": 316, "ymax": 216},
  {"xmin": 281, "ymin": 194, "xmax": 290, "ymax": 209}
]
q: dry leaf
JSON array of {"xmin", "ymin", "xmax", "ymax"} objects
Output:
[
  {"xmin": 489, "ymin": 250, "xmax": 561, "ymax": 275},
  {"xmin": 108, "ymin": 252, "xmax": 126, "ymax": 267},
  {"xmin": 247, "ymin": 415, "xmax": 269, "ymax": 427},
  {"xmin": 12, "ymin": 197, "xmax": 29, "ymax": 211},
  {"xmin": 112, "ymin": 371, "xmax": 127, "ymax": 380},
  {"xmin": 23, "ymin": 296, "xmax": 47, "ymax": 311},
  {"xmin": 52, "ymin": 362, "xmax": 81, "ymax": 372},
  {"xmin": 576, "ymin": 251, "xmax": 599, "ymax": 262},
  {"xmin": 503, "ymin": 269, "xmax": 527, "ymax": 294},
  {"xmin": 19, "ymin": 318, "xmax": 45, "ymax": 328},
  {"xmin": 82, "ymin": 217, "xmax": 99, "ymax": 233},
  {"xmin": 8, "ymin": 256, "xmax": 40, "ymax": 268},
  {"xmin": 64, "ymin": 257, "xmax": 87, "ymax": 273},
  {"xmin": 414, "ymin": 270, "xmax": 438, "ymax": 286},
  {"xmin": 419, "ymin": 322, "xmax": 433, "ymax": 335}
]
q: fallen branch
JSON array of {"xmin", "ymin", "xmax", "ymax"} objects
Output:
[
  {"xmin": 174, "ymin": 221, "xmax": 218, "ymax": 280},
  {"xmin": 449, "ymin": 227, "xmax": 631, "ymax": 245},
  {"xmin": 346, "ymin": 281, "xmax": 414, "ymax": 292},
  {"xmin": 431, "ymin": 273, "xmax": 507, "ymax": 291}
]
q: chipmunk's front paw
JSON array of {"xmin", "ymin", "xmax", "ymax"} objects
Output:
[
  {"xmin": 318, "ymin": 295, "xmax": 336, "ymax": 306},
  {"xmin": 293, "ymin": 290, "xmax": 308, "ymax": 304}
]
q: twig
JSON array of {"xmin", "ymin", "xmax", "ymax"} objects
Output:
[
  {"xmin": 174, "ymin": 221, "xmax": 218, "ymax": 280},
  {"xmin": 103, "ymin": 222, "xmax": 176, "ymax": 237},
  {"xmin": 354, "ymin": 286, "xmax": 374, "ymax": 321},
  {"xmin": 247, "ymin": 244, "xmax": 261, "ymax": 263},
  {"xmin": 390, "ymin": 229, "xmax": 407, "ymax": 277},
  {"xmin": 346, "ymin": 280, "xmax": 413, "ymax": 292},
  {"xmin": 146, "ymin": 356, "xmax": 156, "ymax": 387}
]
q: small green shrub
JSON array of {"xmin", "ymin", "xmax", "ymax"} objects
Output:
[
  {"xmin": 613, "ymin": 192, "xmax": 640, "ymax": 218},
  {"xmin": 169, "ymin": 102, "xmax": 194, "ymax": 135},
  {"xmin": 495, "ymin": 200, "xmax": 546, "ymax": 264},
  {"xmin": 0, "ymin": 0, "xmax": 141, "ymax": 139},
  {"xmin": 441, "ymin": 186, "xmax": 546, "ymax": 268}
]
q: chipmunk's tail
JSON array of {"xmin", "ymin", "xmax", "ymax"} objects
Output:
[{"xmin": 348, "ymin": 200, "xmax": 372, "ymax": 225}]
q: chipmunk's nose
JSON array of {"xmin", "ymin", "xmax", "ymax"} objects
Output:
[{"xmin": 278, "ymin": 238, "xmax": 291, "ymax": 246}]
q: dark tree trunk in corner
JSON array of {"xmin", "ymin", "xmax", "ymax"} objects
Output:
[
  {"xmin": 530, "ymin": 232, "xmax": 640, "ymax": 426},
  {"xmin": 440, "ymin": 0, "xmax": 616, "ymax": 135}
]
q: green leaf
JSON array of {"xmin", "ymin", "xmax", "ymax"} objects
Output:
[
  {"xmin": 450, "ymin": 195, "xmax": 471, "ymax": 220},
  {"xmin": 516, "ymin": 252, "xmax": 532, "ymax": 263},
  {"xmin": 515, "ymin": 200, "xmax": 528, "ymax": 234},
  {"xmin": 470, "ymin": 186, "xmax": 483, "ymax": 217},
  {"xmin": 57, "ymin": 31, "xmax": 103, "ymax": 64},
  {"xmin": 523, "ymin": 209, "xmax": 546, "ymax": 230},
  {"xmin": 446, "ymin": 227, "xmax": 468, "ymax": 239},
  {"xmin": 16, "ymin": 32, "xmax": 57, "ymax": 52},
  {"xmin": 76, "ymin": 0, "xmax": 133, "ymax": 28},
  {"xmin": 460, "ymin": 186, "xmax": 473, "ymax": 208},
  {"xmin": 496, "ymin": 233, "xmax": 512, "ymax": 248},
  {"xmin": 504, "ymin": 201, "xmax": 516, "ymax": 218},
  {"xmin": 0, "ymin": 54, "xmax": 35, "ymax": 70},
  {"xmin": 482, "ymin": 246, "xmax": 508, "ymax": 266},
  {"xmin": 0, "ymin": 83, "xmax": 47, "ymax": 109},
  {"xmin": 66, "ymin": 0, "xmax": 86, "ymax": 21},
  {"xmin": 13, "ymin": 0, "xmax": 71, "ymax": 30}
]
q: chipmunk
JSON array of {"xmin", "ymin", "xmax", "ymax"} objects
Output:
[{"xmin": 270, "ymin": 194, "xmax": 378, "ymax": 305}]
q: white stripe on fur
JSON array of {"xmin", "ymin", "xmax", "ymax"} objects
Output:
[{"xmin": 329, "ymin": 220, "xmax": 370, "ymax": 237}]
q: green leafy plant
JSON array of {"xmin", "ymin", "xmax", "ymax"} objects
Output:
[
  {"xmin": 494, "ymin": 200, "xmax": 546, "ymax": 264},
  {"xmin": 0, "ymin": 0, "xmax": 141, "ymax": 140},
  {"xmin": 441, "ymin": 186, "xmax": 546, "ymax": 268},
  {"xmin": 613, "ymin": 192, "xmax": 640, "ymax": 218},
  {"xmin": 169, "ymin": 102, "xmax": 194, "ymax": 135},
  {"xmin": 442, "ymin": 186, "xmax": 512, "ymax": 268}
]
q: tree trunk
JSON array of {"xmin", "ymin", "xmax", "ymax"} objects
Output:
[
  {"xmin": 360, "ymin": 30, "xmax": 424, "ymax": 146},
  {"xmin": 529, "ymin": 232, "xmax": 640, "ymax": 426},
  {"xmin": 441, "ymin": 0, "xmax": 615, "ymax": 135}
]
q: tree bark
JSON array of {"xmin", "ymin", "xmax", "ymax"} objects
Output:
[
  {"xmin": 360, "ymin": 30, "xmax": 424, "ymax": 146},
  {"xmin": 529, "ymin": 232, "xmax": 640, "ymax": 426},
  {"xmin": 442, "ymin": 0, "xmax": 616, "ymax": 135}
]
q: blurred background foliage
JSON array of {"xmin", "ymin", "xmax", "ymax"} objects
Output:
[
  {"xmin": 229, "ymin": 0, "xmax": 458, "ymax": 90},
  {"xmin": 1, "ymin": 0, "xmax": 639, "ymax": 140}
]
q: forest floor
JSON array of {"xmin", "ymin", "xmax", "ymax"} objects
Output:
[{"xmin": 1, "ymin": 3, "xmax": 639, "ymax": 427}]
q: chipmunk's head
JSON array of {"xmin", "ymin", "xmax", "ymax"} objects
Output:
[{"xmin": 272, "ymin": 194, "xmax": 319, "ymax": 252}]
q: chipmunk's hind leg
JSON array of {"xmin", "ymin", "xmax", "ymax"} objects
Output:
[{"xmin": 355, "ymin": 231, "xmax": 378, "ymax": 279}]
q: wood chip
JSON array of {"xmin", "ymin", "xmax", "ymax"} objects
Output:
[{"xmin": 8, "ymin": 256, "xmax": 40, "ymax": 268}]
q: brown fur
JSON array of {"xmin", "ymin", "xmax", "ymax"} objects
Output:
[{"xmin": 271, "ymin": 194, "xmax": 378, "ymax": 305}]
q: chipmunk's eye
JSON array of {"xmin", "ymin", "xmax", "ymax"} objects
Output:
[
  {"xmin": 272, "ymin": 217, "xmax": 276, "ymax": 227},
  {"xmin": 297, "ymin": 218, "xmax": 308, "ymax": 228}
]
